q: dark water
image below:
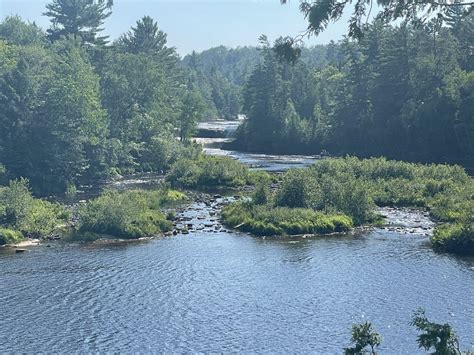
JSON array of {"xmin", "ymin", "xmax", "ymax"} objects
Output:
[
  {"xmin": 1, "ymin": 120, "xmax": 473, "ymax": 353},
  {"xmin": 1, "ymin": 226, "xmax": 473, "ymax": 353}
]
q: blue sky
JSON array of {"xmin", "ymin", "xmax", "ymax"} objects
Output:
[{"xmin": 0, "ymin": 0, "xmax": 347, "ymax": 55}]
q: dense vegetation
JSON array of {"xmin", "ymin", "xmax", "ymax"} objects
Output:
[
  {"xmin": 76, "ymin": 189, "xmax": 186, "ymax": 239},
  {"xmin": 0, "ymin": 179, "xmax": 67, "ymax": 245},
  {"xmin": 0, "ymin": 3, "xmax": 344, "ymax": 196},
  {"xmin": 222, "ymin": 203, "xmax": 353, "ymax": 236},
  {"xmin": 222, "ymin": 157, "xmax": 474, "ymax": 254},
  {"xmin": 0, "ymin": 6, "xmax": 204, "ymax": 195},
  {"xmin": 231, "ymin": 15, "xmax": 474, "ymax": 167},
  {"xmin": 166, "ymin": 154, "xmax": 270, "ymax": 189}
]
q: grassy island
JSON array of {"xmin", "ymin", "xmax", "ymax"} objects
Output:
[{"xmin": 222, "ymin": 157, "xmax": 474, "ymax": 255}]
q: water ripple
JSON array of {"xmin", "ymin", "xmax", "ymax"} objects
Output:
[{"xmin": 1, "ymin": 226, "xmax": 473, "ymax": 353}]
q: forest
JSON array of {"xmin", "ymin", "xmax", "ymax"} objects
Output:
[
  {"xmin": 3, "ymin": 1, "xmax": 472, "ymax": 197},
  {"xmin": 231, "ymin": 14, "xmax": 474, "ymax": 168}
]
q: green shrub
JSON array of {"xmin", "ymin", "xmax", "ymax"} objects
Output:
[
  {"xmin": 0, "ymin": 227, "xmax": 24, "ymax": 245},
  {"xmin": 275, "ymin": 169, "xmax": 313, "ymax": 208},
  {"xmin": 274, "ymin": 168, "xmax": 374, "ymax": 225},
  {"xmin": 140, "ymin": 136, "xmax": 201, "ymax": 172},
  {"xmin": 166, "ymin": 155, "xmax": 269, "ymax": 189},
  {"xmin": 0, "ymin": 179, "xmax": 67, "ymax": 237},
  {"xmin": 432, "ymin": 222, "xmax": 474, "ymax": 254},
  {"xmin": 253, "ymin": 184, "xmax": 269, "ymax": 205},
  {"xmin": 77, "ymin": 189, "xmax": 183, "ymax": 239}
]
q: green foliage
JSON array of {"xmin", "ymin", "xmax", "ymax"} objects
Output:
[
  {"xmin": 276, "ymin": 164, "xmax": 374, "ymax": 225},
  {"xmin": 431, "ymin": 221, "xmax": 474, "ymax": 255},
  {"xmin": 178, "ymin": 91, "xmax": 206, "ymax": 142},
  {"xmin": 0, "ymin": 227, "xmax": 24, "ymax": 246},
  {"xmin": 117, "ymin": 15, "xmax": 178, "ymax": 65},
  {"xmin": 77, "ymin": 189, "xmax": 185, "ymax": 239},
  {"xmin": 222, "ymin": 203, "xmax": 353, "ymax": 236},
  {"xmin": 32, "ymin": 43, "xmax": 108, "ymax": 192},
  {"xmin": 166, "ymin": 155, "xmax": 264, "ymax": 189},
  {"xmin": 0, "ymin": 10, "xmax": 194, "ymax": 195},
  {"xmin": 252, "ymin": 184, "xmax": 269, "ymax": 205},
  {"xmin": 181, "ymin": 46, "xmax": 260, "ymax": 119},
  {"xmin": 344, "ymin": 322, "xmax": 382, "ymax": 355},
  {"xmin": 281, "ymin": 0, "xmax": 473, "ymax": 41},
  {"xmin": 0, "ymin": 16, "xmax": 46, "ymax": 46},
  {"xmin": 411, "ymin": 309, "xmax": 462, "ymax": 355},
  {"xmin": 223, "ymin": 157, "xmax": 474, "ymax": 254},
  {"xmin": 0, "ymin": 179, "xmax": 66, "ymax": 237},
  {"xmin": 44, "ymin": 0, "xmax": 113, "ymax": 45},
  {"xmin": 234, "ymin": 18, "xmax": 474, "ymax": 167},
  {"xmin": 342, "ymin": 312, "xmax": 470, "ymax": 355},
  {"xmin": 275, "ymin": 169, "xmax": 311, "ymax": 208}
]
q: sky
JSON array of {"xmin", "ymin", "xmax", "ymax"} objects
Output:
[{"xmin": 0, "ymin": 0, "xmax": 347, "ymax": 56}]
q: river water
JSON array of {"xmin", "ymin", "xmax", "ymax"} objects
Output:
[{"xmin": 1, "ymin": 121, "xmax": 473, "ymax": 353}]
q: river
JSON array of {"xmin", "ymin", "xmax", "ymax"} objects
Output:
[{"xmin": 0, "ymin": 120, "xmax": 473, "ymax": 353}]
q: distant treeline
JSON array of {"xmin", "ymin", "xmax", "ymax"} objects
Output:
[
  {"xmin": 230, "ymin": 13, "xmax": 474, "ymax": 167},
  {"xmin": 180, "ymin": 44, "xmax": 342, "ymax": 120}
]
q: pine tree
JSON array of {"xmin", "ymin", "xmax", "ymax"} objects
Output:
[{"xmin": 44, "ymin": 0, "xmax": 113, "ymax": 45}]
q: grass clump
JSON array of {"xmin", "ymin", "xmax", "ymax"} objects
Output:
[
  {"xmin": 0, "ymin": 179, "xmax": 67, "ymax": 240},
  {"xmin": 166, "ymin": 155, "xmax": 271, "ymax": 189},
  {"xmin": 222, "ymin": 202, "xmax": 353, "ymax": 236},
  {"xmin": 77, "ymin": 189, "xmax": 186, "ymax": 239},
  {"xmin": 0, "ymin": 227, "xmax": 24, "ymax": 246}
]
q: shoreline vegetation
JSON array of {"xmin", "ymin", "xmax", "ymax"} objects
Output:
[
  {"xmin": 1, "ymin": 156, "xmax": 473, "ymax": 256},
  {"xmin": 221, "ymin": 157, "xmax": 473, "ymax": 255}
]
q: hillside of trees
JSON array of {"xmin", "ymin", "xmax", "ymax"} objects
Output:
[
  {"xmin": 0, "ymin": 4, "xmax": 208, "ymax": 195},
  {"xmin": 180, "ymin": 44, "xmax": 341, "ymax": 120},
  {"xmin": 231, "ymin": 14, "xmax": 474, "ymax": 168}
]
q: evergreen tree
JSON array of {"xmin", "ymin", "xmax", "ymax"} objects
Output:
[{"xmin": 44, "ymin": 0, "xmax": 113, "ymax": 45}]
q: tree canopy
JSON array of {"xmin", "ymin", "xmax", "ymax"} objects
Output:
[
  {"xmin": 44, "ymin": 0, "xmax": 113, "ymax": 45},
  {"xmin": 281, "ymin": 0, "xmax": 474, "ymax": 39}
]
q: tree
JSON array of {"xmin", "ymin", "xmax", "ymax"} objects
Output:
[
  {"xmin": 117, "ymin": 16, "xmax": 177, "ymax": 59},
  {"xmin": 44, "ymin": 0, "xmax": 113, "ymax": 45},
  {"xmin": 29, "ymin": 42, "xmax": 108, "ymax": 193},
  {"xmin": 411, "ymin": 309, "xmax": 463, "ymax": 355},
  {"xmin": 178, "ymin": 91, "xmax": 205, "ymax": 142},
  {"xmin": 0, "ymin": 16, "xmax": 46, "ymax": 46},
  {"xmin": 280, "ymin": 0, "xmax": 474, "ymax": 40},
  {"xmin": 0, "ymin": 45, "xmax": 53, "ymax": 188},
  {"xmin": 344, "ymin": 322, "xmax": 382, "ymax": 355}
]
